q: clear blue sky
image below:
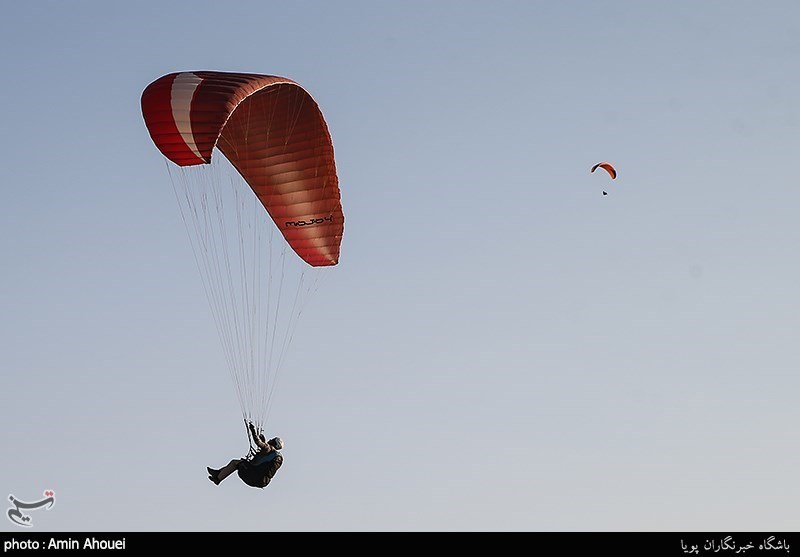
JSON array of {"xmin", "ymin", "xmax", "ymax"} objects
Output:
[{"xmin": 2, "ymin": 1, "xmax": 800, "ymax": 532}]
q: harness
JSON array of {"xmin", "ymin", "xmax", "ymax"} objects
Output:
[
  {"xmin": 238, "ymin": 452, "xmax": 283, "ymax": 489},
  {"xmin": 251, "ymin": 449, "xmax": 280, "ymax": 467},
  {"xmin": 238, "ymin": 421, "xmax": 283, "ymax": 488}
]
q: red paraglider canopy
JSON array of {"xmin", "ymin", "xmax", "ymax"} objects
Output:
[
  {"xmin": 141, "ymin": 71, "xmax": 343, "ymax": 267},
  {"xmin": 591, "ymin": 161, "xmax": 617, "ymax": 180}
]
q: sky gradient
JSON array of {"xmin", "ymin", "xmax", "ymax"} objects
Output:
[{"xmin": 2, "ymin": 1, "xmax": 799, "ymax": 532}]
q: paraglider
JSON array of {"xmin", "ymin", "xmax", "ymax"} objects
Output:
[
  {"xmin": 207, "ymin": 423, "xmax": 284, "ymax": 489},
  {"xmin": 591, "ymin": 162, "xmax": 616, "ymax": 179},
  {"xmin": 141, "ymin": 71, "xmax": 344, "ymax": 481},
  {"xmin": 591, "ymin": 161, "xmax": 616, "ymax": 195},
  {"xmin": 141, "ymin": 71, "xmax": 343, "ymax": 266}
]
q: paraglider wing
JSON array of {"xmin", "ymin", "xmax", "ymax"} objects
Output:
[
  {"xmin": 141, "ymin": 71, "xmax": 343, "ymax": 267},
  {"xmin": 141, "ymin": 71, "xmax": 344, "ymax": 432},
  {"xmin": 591, "ymin": 161, "xmax": 617, "ymax": 180}
]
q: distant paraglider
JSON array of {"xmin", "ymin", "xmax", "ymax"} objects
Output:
[
  {"xmin": 591, "ymin": 161, "xmax": 616, "ymax": 195},
  {"xmin": 591, "ymin": 161, "xmax": 616, "ymax": 179}
]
